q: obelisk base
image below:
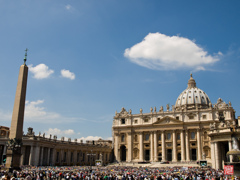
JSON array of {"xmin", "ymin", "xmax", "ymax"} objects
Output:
[{"xmin": 5, "ymin": 149, "xmax": 22, "ymax": 171}]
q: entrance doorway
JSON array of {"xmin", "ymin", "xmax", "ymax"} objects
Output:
[
  {"xmin": 144, "ymin": 150, "xmax": 150, "ymax": 161},
  {"xmin": 167, "ymin": 149, "xmax": 172, "ymax": 161},
  {"xmin": 177, "ymin": 153, "xmax": 181, "ymax": 161},
  {"xmin": 158, "ymin": 153, "xmax": 162, "ymax": 161},
  {"xmin": 191, "ymin": 149, "xmax": 197, "ymax": 160},
  {"xmin": 120, "ymin": 145, "xmax": 126, "ymax": 161}
]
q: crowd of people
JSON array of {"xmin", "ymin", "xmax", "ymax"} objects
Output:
[{"xmin": 0, "ymin": 165, "xmax": 235, "ymax": 180}]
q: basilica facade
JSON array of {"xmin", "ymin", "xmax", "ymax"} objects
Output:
[{"xmin": 112, "ymin": 75, "xmax": 239, "ymax": 169}]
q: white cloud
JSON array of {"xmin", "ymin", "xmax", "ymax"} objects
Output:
[
  {"xmin": 61, "ymin": 69, "xmax": 75, "ymax": 80},
  {"xmin": 29, "ymin": 64, "xmax": 54, "ymax": 79},
  {"xmin": 43, "ymin": 129, "xmax": 111, "ymax": 143},
  {"xmin": 24, "ymin": 100, "xmax": 73, "ymax": 123},
  {"xmin": 78, "ymin": 136, "xmax": 103, "ymax": 142},
  {"xmin": 124, "ymin": 32, "xmax": 221, "ymax": 71},
  {"xmin": 65, "ymin": 5, "xmax": 72, "ymax": 10},
  {"xmin": 44, "ymin": 128, "xmax": 76, "ymax": 137}
]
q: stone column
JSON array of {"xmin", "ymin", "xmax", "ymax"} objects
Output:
[
  {"xmin": 211, "ymin": 142, "xmax": 216, "ymax": 169},
  {"xmin": 3, "ymin": 145, "xmax": 6, "ymax": 156},
  {"xmin": 150, "ymin": 132, "xmax": 154, "ymax": 161},
  {"xmin": 127, "ymin": 132, "xmax": 132, "ymax": 162},
  {"xmin": 73, "ymin": 150, "xmax": 77, "ymax": 165},
  {"xmin": 47, "ymin": 148, "xmax": 50, "ymax": 165},
  {"xmin": 52, "ymin": 149, "xmax": 56, "ymax": 165},
  {"xmin": 67, "ymin": 150, "xmax": 71, "ymax": 165},
  {"xmin": 228, "ymin": 141, "xmax": 233, "ymax": 162},
  {"xmin": 197, "ymin": 129, "xmax": 202, "ymax": 160},
  {"xmin": 161, "ymin": 131, "xmax": 166, "ymax": 162},
  {"xmin": 172, "ymin": 130, "xmax": 177, "ymax": 162},
  {"xmin": 185, "ymin": 130, "xmax": 190, "ymax": 161},
  {"xmin": 139, "ymin": 132, "xmax": 143, "ymax": 161},
  {"xmin": 40, "ymin": 147, "xmax": 44, "ymax": 165},
  {"xmin": 215, "ymin": 142, "xmax": 220, "ymax": 169},
  {"xmin": 114, "ymin": 134, "xmax": 119, "ymax": 162},
  {"xmin": 154, "ymin": 131, "xmax": 158, "ymax": 161},
  {"xmin": 180, "ymin": 130, "xmax": 185, "ymax": 161},
  {"xmin": 34, "ymin": 146, "xmax": 40, "ymax": 166},
  {"xmin": 28, "ymin": 146, "xmax": 34, "ymax": 165},
  {"xmin": 20, "ymin": 146, "xmax": 25, "ymax": 165}
]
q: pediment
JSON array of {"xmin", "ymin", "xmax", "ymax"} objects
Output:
[
  {"xmin": 153, "ymin": 116, "xmax": 183, "ymax": 125},
  {"xmin": 115, "ymin": 107, "xmax": 130, "ymax": 118}
]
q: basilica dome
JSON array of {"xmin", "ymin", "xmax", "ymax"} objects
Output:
[{"xmin": 175, "ymin": 74, "xmax": 211, "ymax": 110}]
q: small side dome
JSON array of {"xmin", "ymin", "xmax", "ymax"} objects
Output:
[{"xmin": 175, "ymin": 74, "xmax": 211, "ymax": 110}]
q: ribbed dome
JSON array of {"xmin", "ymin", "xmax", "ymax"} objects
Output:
[{"xmin": 175, "ymin": 74, "xmax": 211, "ymax": 109}]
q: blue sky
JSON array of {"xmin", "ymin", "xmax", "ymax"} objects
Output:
[{"xmin": 0, "ymin": 1, "xmax": 240, "ymax": 141}]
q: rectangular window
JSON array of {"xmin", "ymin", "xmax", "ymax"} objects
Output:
[
  {"xmin": 191, "ymin": 132, "xmax": 196, "ymax": 139},
  {"xmin": 144, "ymin": 119, "xmax": 148, "ymax": 123},
  {"xmin": 145, "ymin": 134, "xmax": 149, "ymax": 141},
  {"xmin": 203, "ymin": 115, "xmax": 207, "ymax": 119},
  {"xmin": 167, "ymin": 133, "xmax": 171, "ymax": 140},
  {"xmin": 177, "ymin": 133, "xmax": 180, "ymax": 140},
  {"xmin": 158, "ymin": 135, "xmax": 161, "ymax": 141},
  {"xmin": 134, "ymin": 119, "xmax": 138, "ymax": 124},
  {"xmin": 176, "ymin": 116, "xmax": 179, "ymax": 120},
  {"xmin": 121, "ymin": 118, "xmax": 125, "ymax": 124},
  {"xmin": 121, "ymin": 134, "xmax": 125, "ymax": 142}
]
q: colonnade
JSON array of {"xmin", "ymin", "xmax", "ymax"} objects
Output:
[{"xmin": 18, "ymin": 145, "xmax": 111, "ymax": 166}]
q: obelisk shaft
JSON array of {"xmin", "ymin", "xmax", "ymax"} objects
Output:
[
  {"xmin": 9, "ymin": 64, "xmax": 28, "ymax": 139},
  {"xmin": 5, "ymin": 64, "xmax": 28, "ymax": 169}
]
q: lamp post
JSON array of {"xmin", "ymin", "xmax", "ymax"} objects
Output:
[
  {"xmin": 87, "ymin": 150, "xmax": 96, "ymax": 173},
  {"xmin": 6, "ymin": 138, "xmax": 22, "ymax": 173}
]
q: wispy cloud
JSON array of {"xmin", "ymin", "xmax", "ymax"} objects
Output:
[
  {"xmin": 65, "ymin": 4, "xmax": 72, "ymax": 11},
  {"xmin": 24, "ymin": 100, "xmax": 78, "ymax": 123},
  {"xmin": 124, "ymin": 32, "xmax": 221, "ymax": 71},
  {"xmin": 45, "ymin": 128, "xmax": 76, "ymax": 137},
  {"xmin": 43, "ymin": 128, "xmax": 112, "ymax": 142},
  {"xmin": 61, "ymin": 69, "xmax": 75, "ymax": 80},
  {"xmin": 29, "ymin": 64, "xmax": 54, "ymax": 79},
  {"xmin": 78, "ymin": 136, "xmax": 103, "ymax": 142}
]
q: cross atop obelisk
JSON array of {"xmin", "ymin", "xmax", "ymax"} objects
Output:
[
  {"xmin": 5, "ymin": 49, "xmax": 29, "ymax": 170},
  {"xmin": 23, "ymin": 48, "xmax": 28, "ymax": 65}
]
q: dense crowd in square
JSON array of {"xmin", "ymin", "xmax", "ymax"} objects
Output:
[{"xmin": 0, "ymin": 165, "xmax": 235, "ymax": 180}]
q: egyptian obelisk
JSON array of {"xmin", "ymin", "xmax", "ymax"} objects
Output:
[{"xmin": 5, "ymin": 49, "xmax": 28, "ymax": 170}]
